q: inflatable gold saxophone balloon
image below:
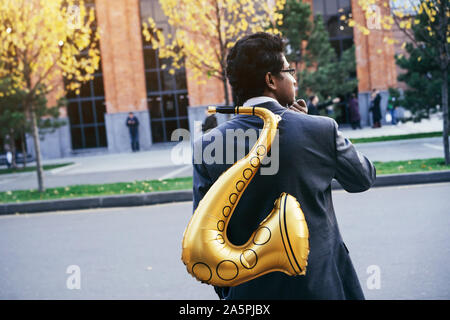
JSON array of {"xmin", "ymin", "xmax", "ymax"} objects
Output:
[{"xmin": 182, "ymin": 106, "xmax": 309, "ymax": 287}]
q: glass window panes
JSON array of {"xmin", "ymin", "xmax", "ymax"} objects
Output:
[
  {"xmin": 79, "ymin": 81, "xmax": 91, "ymax": 97},
  {"xmin": 161, "ymin": 70, "xmax": 175, "ymax": 91},
  {"xmin": 93, "ymin": 76, "xmax": 105, "ymax": 96},
  {"xmin": 179, "ymin": 118, "xmax": 189, "ymax": 130},
  {"xmin": 139, "ymin": 0, "xmax": 153, "ymax": 21},
  {"xmin": 175, "ymin": 70, "xmax": 188, "ymax": 90},
  {"xmin": 339, "ymin": 0, "xmax": 351, "ymax": 10},
  {"xmin": 151, "ymin": 120, "xmax": 164, "ymax": 143},
  {"xmin": 313, "ymin": 0, "xmax": 324, "ymax": 14},
  {"xmin": 65, "ymin": 0, "xmax": 107, "ymax": 150},
  {"xmin": 153, "ymin": 0, "xmax": 166, "ymax": 23},
  {"xmin": 162, "ymin": 94, "xmax": 177, "ymax": 118},
  {"xmin": 68, "ymin": 102, "xmax": 80, "ymax": 125},
  {"xmin": 94, "ymin": 100, "xmax": 106, "ymax": 123},
  {"xmin": 177, "ymin": 94, "xmax": 188, "ymax": 117},
  {"xmin": 146, "ymin": 71, "xmax": 159, "ymax": 92},
  {"xmin": 327, "ymin": 16, "xmax": 339, "ymax": 38},
  {"xmin": 81, "ymin": 101, "xmax": 95, "ymax": 124},
  {"xmin": 342, "ymin": 38, "xmax": 354, "ymax": 52},
  {"xmin": 71, "ymin": 128, "xmax": 83, "ymax": 149},
  {"xmin": 97, "ymin": 124, "xmax": 107, "ymax": 147},
  {"xmin": 66, "ymin": 88, "xmax": 77, "ymax": 99},
  {"xmin": 326, "ymin": 0, "xmax": 338, "ymax": 15},
  {"xmin": 164, "ymin": 120, "xmax": 178, "ymax": 141},
  {"xmin": 84, "ymin": 127, "xmax": 97, "ymax": 148},
  {"xmin": 144, "ymin": 48, "xmax": 157, "ymax": 69},
  {"xmin": 149, "ymin": 96, "xmax": 162, "ymax": 118},
  {"xmin": 140, "ymin": 0, "xmax": 190, "ymax": 143}
]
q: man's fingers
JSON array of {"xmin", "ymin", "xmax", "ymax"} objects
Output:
[
  {"xmin": 290, "ymin": 99, "xmax": 308, "ymax": 114},
  {"xmin": 297, "ymin": 99, "xmax": 307, "ymax": 109}
]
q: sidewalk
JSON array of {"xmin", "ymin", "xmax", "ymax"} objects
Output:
[
  {"xmin": 0, "ymin": 114, "xmax": 448, "ymax": 214},
  {"xmin": 339, "ymin": 112, "xmax": 442, "ymax": 139}
]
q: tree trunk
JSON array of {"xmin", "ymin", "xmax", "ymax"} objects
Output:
[
  {"xmin": 442, "ymin": 67, "xmax": 449, "ymax": 165},
  {"xmin": 29, "ymin": 105, "xmax": 45, "ymax": 192},
  {"xmin": 222, "ymin": 76, "xmax": 230, "ymax": 106},
  {"xmin": 21, "ymin": 130, "xmax": 27, "ymax": 168},
  {"xmin": 222, "ymin": 75, "xmax": 232, "ymax": 120}
]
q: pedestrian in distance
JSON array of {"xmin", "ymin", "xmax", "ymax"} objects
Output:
[
  {"xmin": 202, "ymin": 108, "xmax": 218, "ymax": 133},
  {"xmin": 369, "ymin": 89, "xmax": 382, "ymax": 128},
  {"xmin": 126, "ymin": 112, "xmax": 140, "ymax": 152},
  {"xmin": 3, "ymin": 142, "xmax": 13, "ymax": 169},
  {"xmin": 349, "ymin": 93, "xmax": 361, "ymax": 129},
  {"xmin": 387, "ymin": 96, "xmax": 398, "ymax": 125},
  {"xmin": 307, "ymin": 95, "xmax": 340, "ymax": 116},
  {"xmin": 192, "ymin": 32, "xmax": 376, "ymax": 300}
]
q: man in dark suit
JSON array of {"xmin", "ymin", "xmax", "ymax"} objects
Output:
[
  {"xmin": 192, "ymin": 33, "xmax": 376, "ymax": 300},
  {"xmin": 369, "ymin": 89, "xmax": 382, "ymax": 128},
  {"xmin": 126, "ymin": 112, "xmax": 140, "ymax": 152}
]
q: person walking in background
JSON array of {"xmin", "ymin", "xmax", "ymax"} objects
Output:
[
  {"xmin": 307, "ymin": 95, "xmax": 340, "ymax": 116},
  {"xmin": 3, "ymin": 141, "xmax": 13, "ymax": 169},
  {"xmin": 369, "ymin": 89, "xmax": 382, "ymax": 128},
  {"xmin": 348, "ymin": 93, "xmax": 361, "ymax": 129},
  {"xmin": 202, "ymin": 108, "xmax": 218, "ymax": 133},
  {"xmin": 126, "ymin": 112, "xmax": 140, "ymax": 152},
  {"xmin": 387, "ymin": 96, "xmax": 397, "ymax": 125}
]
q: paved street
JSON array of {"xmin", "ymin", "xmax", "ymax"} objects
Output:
[
  {"xmin": 0, "ymin": 137, "xmax": 446, "ymax": 192},
  {"xmin": 0, "ymin": 182, "xmax": 449, "ymax": 300}
]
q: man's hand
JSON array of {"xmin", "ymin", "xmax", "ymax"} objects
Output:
[{"xmin": 289, "ymin": 99, "xmax": 308, "ymax": 114}]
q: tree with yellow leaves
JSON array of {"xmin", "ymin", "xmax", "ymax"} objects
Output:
[
  {"xmin": 0, "ymin": 0, "xmax": 100, "ymax": 191},
  {"xmin": 142, "ymin": 0, "xmax": 286, "ymax": 106},
  {"xmin": 343, "ymin": 0, "xmax": 449, "ymax": 164}
]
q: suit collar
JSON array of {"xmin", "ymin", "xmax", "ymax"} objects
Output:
[
  {"xmin": 250, "ymin": 100, "xmax": 287, "ymax": 115},
  {"xmin": 241, "ymin": 96, "xmax": 287, "ymax": 115}
]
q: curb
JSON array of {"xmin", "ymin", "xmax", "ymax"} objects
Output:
[
  {"xmin": 0, "ymin": 190, "xmax": 192, "ymax": 216},
  {"xmin": 1, "ymin": 171, "xmax": 450, "ymax": 215}
]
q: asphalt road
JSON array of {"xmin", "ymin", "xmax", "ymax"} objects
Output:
[
  {"xmin": 0, "ymin": 182, "xmax": 449, "ymax": 300},
  {"xmin": 0, "ymin": 137, "xmax": 445, "ymax": 192}
]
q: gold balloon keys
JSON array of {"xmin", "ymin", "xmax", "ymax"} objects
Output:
[{"xmin": 182, "ymin": 106, "xmax": 309, "ymax": 287}]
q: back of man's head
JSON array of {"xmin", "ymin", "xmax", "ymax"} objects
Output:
[{"xmin": 226, "ymin": 32, "xmax": 285, "ymax": 106}]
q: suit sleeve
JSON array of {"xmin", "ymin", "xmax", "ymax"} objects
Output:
[
  {"xmin": 192, "ymin": 139, "xmax": 213, "ymax": 213},
  {"xmin": 192, "ymin": 140, "xmax": 228, "ymax": 299},
  {"xmin": 332, "ymin": 120, "xmax": 376, "ymax": 192}
]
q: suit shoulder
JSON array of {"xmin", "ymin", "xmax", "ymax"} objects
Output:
[{"xmin": 284, "ymin": 110, "xmax": 336, "ymax": 132}]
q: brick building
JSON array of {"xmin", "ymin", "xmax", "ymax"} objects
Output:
[{"xmin": 25, "ymin": 0, "xmax": 405, "ymax": 160}]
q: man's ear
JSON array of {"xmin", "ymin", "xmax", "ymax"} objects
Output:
[{"xmin": 265, "ymin": 72, "xmax": 277, "ymax": 91}]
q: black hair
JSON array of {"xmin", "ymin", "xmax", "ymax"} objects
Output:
[{"xmin": 226, "ymin": 32, "xmax": 285, "ymax": 106}]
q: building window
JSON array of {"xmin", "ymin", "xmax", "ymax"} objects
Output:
[
  {"xmin": 139, "ymin": 0, "xmax": 190, "ymax": 143},
  {"xmin": 313, "ymin": 0, "xmax": 353, "ymax": 58},
  {"xmin": 65, "ymin": 0, "xmax": 107, "ymax": 150}
]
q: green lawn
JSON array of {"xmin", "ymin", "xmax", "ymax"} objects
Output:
[
  {"xmin": 0, "ymin": 177, "xmax": 193, "ymax": 204},
  {"xmin": 373, "ymin": 157, "xmax": 450, "ymax": 175},
  {"xmin": 0, "ymin": 158, "xmax": 449, "ymax": 204},
  {"xmin": 350, "ymin": 131, "xmax": 442, "ymax": 144}
]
